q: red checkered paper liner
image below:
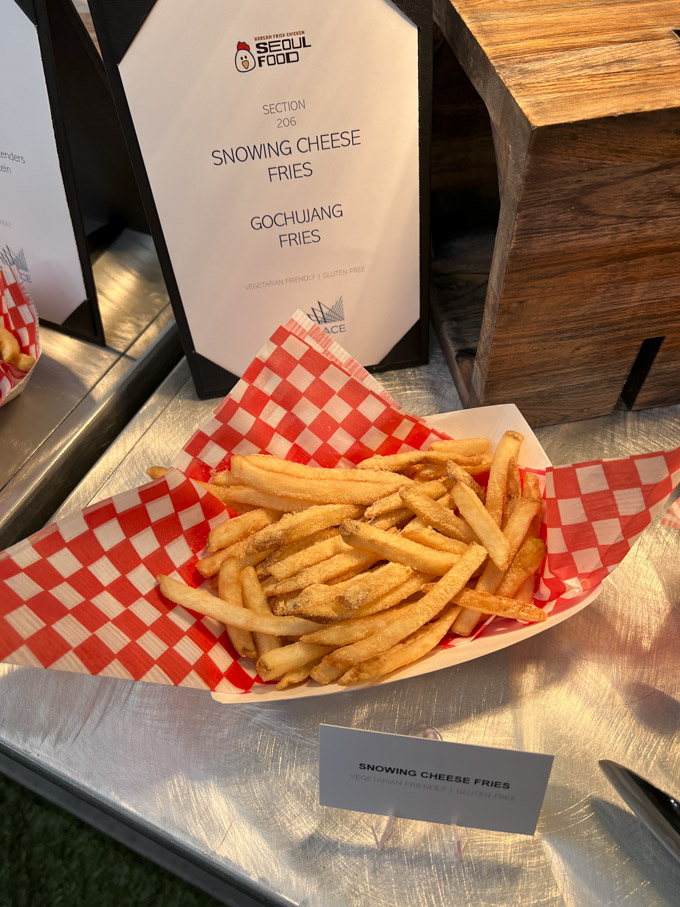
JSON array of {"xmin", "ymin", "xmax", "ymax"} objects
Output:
[
  {"xmin": 172, "ymin": 312, "xmax": 447, "ymax": 481},
  {"xmin": 0, "ymin": 470, "xmax": 249, "ymax": 689},
  {"xmin": 1, "ymin": 312, "xmax": 680, "ymax": 701},
  {"xmin": 0, "ymin": 266, "xmax": 40, "ymax": 406}
]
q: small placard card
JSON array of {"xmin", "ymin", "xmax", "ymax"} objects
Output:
[{"xmin": 319, "ymin": 725, "xmax": 554, "ymax": 835}]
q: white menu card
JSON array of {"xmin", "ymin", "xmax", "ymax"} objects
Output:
[
  {"xmin": 319, "ymin": 725, "xmax": 554, "ymax": 835},
  {"xmin": 116, "ymin": 0, "xmax": 421, "ymax": 376},
  {"xmin": 0, "ymin": 0, "xmax": 87, "ymax": 325}
]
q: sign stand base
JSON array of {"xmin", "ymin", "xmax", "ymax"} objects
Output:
[{"xmin": 370, "ymin": 726, "xmax": 469, "ymax": 858}]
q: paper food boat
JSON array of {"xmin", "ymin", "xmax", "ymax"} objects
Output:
[
  {"xmin": 0, "ymin": 266, "xmax": 41, "ymax": 407},
  {"xmin": 1, "ymin": 312, "xmax": 679, "ymax": 703}
]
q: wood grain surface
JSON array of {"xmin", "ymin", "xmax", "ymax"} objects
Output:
[
  {"xmin": 431, "ymin": 1, "xmax": 680, "ymax": 426},
  {"xmin": 444, "ymin": 0, "xmax": 680, "ymax": 125}
]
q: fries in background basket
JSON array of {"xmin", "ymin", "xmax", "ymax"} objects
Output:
[
  {"xmin": 0, "ymin": 324, "xmax": 36, "ymax": 373},
  {"xmin": 154, "ymin": 429, "xmax": 547, "ymax": 691}
]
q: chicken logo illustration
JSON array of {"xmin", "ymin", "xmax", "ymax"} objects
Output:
[{"xmin": 234, "ymin": 41, "xmax": 256, "ymax": 73}]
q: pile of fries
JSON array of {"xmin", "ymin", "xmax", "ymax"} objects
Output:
[
  {"xmin": 0, "ymin": 324, "xmax": 35, "ymax": 373},
  {"xmin": 154, "ymin": 430, "xmax": 547, "ymax": 691}
]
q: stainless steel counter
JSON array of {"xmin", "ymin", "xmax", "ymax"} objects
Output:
[
  {"xmin": 0, "ymin": 229, "xmax": 181, "ymax": 549},
  {"xmin": 2, "ymin": 347, "xmax": 680, "ymax": 906}
]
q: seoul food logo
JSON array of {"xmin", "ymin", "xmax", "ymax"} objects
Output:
[
  {"xmin": 307, "ymin": 297, "xmax": 346, "ymax": 335},
  {"xmin": 234, "ymin": 41, "xmax": 256, "ymax": 72},
  {"xmin": 234, "ymin": 33, "xmax": 311, "ymax": 73}
]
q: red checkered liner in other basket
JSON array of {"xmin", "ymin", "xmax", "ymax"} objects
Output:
[{"xmin": 0, "ymin": 266, "xmax": 40, "ymax": 405}]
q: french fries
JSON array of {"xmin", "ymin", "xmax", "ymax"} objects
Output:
[
  {"xmin": 154, "ymin": 430, "xmax": 547, "ymax": 691},
  {"xmin": 239, "ymin": 566, "xmax": 282, "ymax": 658},
  {"xmin": 337, "ymin": 603, "xmax": 462, "ymax": 686},
  {"xmin": 0, "ymin": 324, "xmax": 36, "ymax": 373},
  {"xmin": 157, "ymin": 574, "xmax": 322, "ymax": 636},
  {"xmin": 338, "ymin": 520, "xmax": 461, "ymax": 575},
  {"xmin": 207, "ymin": 508, "xmax": 281, "ymax": 553}
]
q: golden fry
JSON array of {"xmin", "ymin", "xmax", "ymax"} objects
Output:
[
  {"xmin": 339, "ymin": 519, "xmax": 460, "ymax": 575},
  {"xmin": 485, "ymin": 431, "xmax": 524, "ymax": 527},
  {"xmin": 358, "ymin": 449, "xmax": 491, "ymax": 472},
  {"xmin": 454, "ymin": 588, "xmax": 546, "ymax": 623},
  {"xmin": 301, "ymin": 603, "xmax": 412, "ymax": 646},
  {"xmin": 256, "ymin": 528, "xmax": 337, "ymax": 574},
  {"xmin": 157, "ymin": 574, "xmax": 322, "ymax": 635},
  {"xmin": 0, "ymin": 325, "xmax": 20, "ymax": 362},
  {"xmin": 246, "ymin": 503, "xmax": 363, "ymax": 553},
  {"xmin": 475, "ymin": 496, "xmax": 541, "ymax": 595},
  {"xmin": 289, "ymin": 570, "xmax": 429, "ymax": 622},
  {"xmin": 496, "ymin": 537, "xmax": 547, "ymax": 598},
  {"xmin": 370, "ymin": 508, "xmax": 416, "ymax": 530},
  {"xmin": 276, "ymin": 659, "xmax": 325, "ymax": 690},
  {"xmin": 523, "ymin": 472, "xmax": 541, "ymax": 499},
  {"xmin": 400, "ymin": 486, "xmax": 478, "ymax": 543},
  {"xmin": 257, "ymin": 640, "xmax": 335, "ymax": 681},
  {"xmin": 338, "ymin": 562, "xmax": 412, "ymax": 610},
  {"xmin": 266, "ymin": 549, "xmax": 379, "ymax": 595},
  {"xmin": 355, "ymin": 450, "xmax": 430, "ymax": 473},
  {"xmin": 310, "ymin": 659, "xmax": 344, "ymax": 685},
  {"xmin": 196, "ymin": 537, "xmax": 251, "ymax": 578},
  {"xmin": 9, "ymin": 352, "xmax": 36, "ymax": 372},
  {"xmin": 208, "ymin": 469, "xmax": 237, "ymax": 487},
  {"xmin": 445, "ymin": 461, "xmax": 486, "ymax": 501},
  {"xmin": 218, "ymin": 559, "xmax": 256, "ymax": 660},
  {"xmin": 237, "ymin": 453, "xmax": 407, "ymax": 486},
  {"xmin": 267, "ymin": 531, "xmax": 349, "ymax": 580},
  {"xmin": 450, "ymin": 607, "xmax": 482, "ymax": 638},
  {"xmin": 400, "ymin": 523, "xmax": 468, "ymax": 556},
  {"xmin": 412, "ymin": 464, "xmax": 447, "ymax": 481},
  {"xmin": 239, "ymin": 566, "xmax": 281, "ymax": 657},
  {"xmin": 449, "ymin": 482, "xmax": 511, "ymax": 570},
  {"xmin": 221, "ymin": 484, "xmax": 311, "ymax": 512},
  {"xmin": 207, "ymin": 508, "xmax": 280, "ymax": 553},
  {"xmin": 364, "ymin": 480, "xmax": 447, "ymax": 520},
  {"xmin": 515, "ymin": 575, "xmax": 537, "ymax": 605},
  {"xmin": 350, "ymin": 573, "xmax": 431, "ymax": 618},
  {"xmin": 325, "ymin": 543, "xmax": 486, "ymax": 671},
  {"xmin": 428, "ymin": 438, "xmax": 490, "ymax": 456},
  {"xmin": 231, "ymin": 455, "xmax": 407, "ymax": 505},
  {"xmin": 523, "ymin": 472, "xmax": 544, "ymax": 536},
  {"xmin": 338, "ymin": 603, "xmax": 461, "ymax": 685}
]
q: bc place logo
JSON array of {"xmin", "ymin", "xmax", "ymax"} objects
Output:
[
  {"xmin": 0, "ymin": 244, "xmax": 30, "ymax": 282},
  {"xmin": 307, "ymin": 297, "xmax": 346, "ymax": 335},
  {"xmin": 234, "ymin": 32, "xmax": 311, "ymax": 73}
]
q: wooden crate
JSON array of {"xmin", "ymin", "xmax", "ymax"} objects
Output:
[{"xmin": 431, "ymin": 1, "xmax": 680, "ymax": 426}]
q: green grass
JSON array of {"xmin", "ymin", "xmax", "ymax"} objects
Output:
[{"xmin": 0, "ymin": 772, "xmax": 224, "ymax": 907}]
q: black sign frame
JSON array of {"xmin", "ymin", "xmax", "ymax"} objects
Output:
[{"xmin": 89, "ymin": 0, "xmax": 432, "ymax": 396}]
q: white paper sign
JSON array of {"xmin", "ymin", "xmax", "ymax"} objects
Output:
[
  {"xmin": 0, "ymin": 0, "xmax": 87, "ymax": 324},
  {"xmin": 319, "ymin": 725, "xmax": 554, "ymax": 835},
  {"xmin": 118, "ymin": 0, "xmax": 420, "ymax": 375}
]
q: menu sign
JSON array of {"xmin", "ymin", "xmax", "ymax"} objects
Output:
[
  {"xmin": 319, "ymin": 725, "xmax": 554, "ymax": 835},
  {"xmin": 89, "ymin": 0, "xmax": 431, "ymax": 394},
  {"xmin": 0, "ymin": 0, "xmax": 90, "ymax": 327}
]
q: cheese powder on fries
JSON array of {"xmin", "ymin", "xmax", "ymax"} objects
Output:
[{"xmin": 155, "ymin": 431, "xmax": 547, "ymax": 690}]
